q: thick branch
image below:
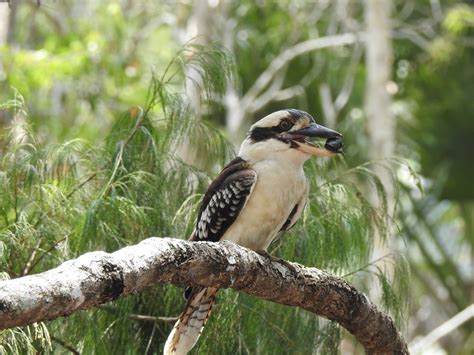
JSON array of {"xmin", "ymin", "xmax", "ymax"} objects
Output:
[{"xmin": 0, "ymin": 238, "xmax": 408, "ymax": 354}]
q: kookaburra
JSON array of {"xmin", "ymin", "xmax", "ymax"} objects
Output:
[{"xmin": 164, "ymin": 109, "xmax": 342, "ymax": 355}]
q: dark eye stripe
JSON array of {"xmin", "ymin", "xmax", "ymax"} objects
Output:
[{"xmin": 249, "ymin": 121, "xmax": 291, "ymax": 142}]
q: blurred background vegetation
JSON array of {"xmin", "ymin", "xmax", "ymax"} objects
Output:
[{"xmin": 0, "ymin": 0, "xmax": 472, "ymax": 354}]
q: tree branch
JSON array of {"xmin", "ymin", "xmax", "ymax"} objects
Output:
[
  {"xmin": 409, "ymin": 304, "xmax": 474, "ymax": 354},
  {"xmin": 241, "ymin": 32, "xmax": 364, "ymax": 113},
  {"xmin": 0, "ymin": 237, "xmax": 408, "ymax": 354}
]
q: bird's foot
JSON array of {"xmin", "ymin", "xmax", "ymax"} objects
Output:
[
  {"xmin": 255, "ymin": 250, "xmax": 298, "ymax": 274},
  {"xmin": 255, "ymin": 249, "xmax": 278, "ymax": 262}
]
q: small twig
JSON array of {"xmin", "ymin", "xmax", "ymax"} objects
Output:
[
  {"xmin": 33, "ymin": 172, "xmax": 98, "ymax": 229},
  {"xmin": 25, "ymin": 0, "xmax": 64, "ymax": 34},
  {"xmin": 234, "ymin": 301, "xmax": 292, "ymax": 344},
  {"xmin": 65, "ymin": 173, "xmax": 98, "ymax": 199},
  {"xmin": 334, "ymin": 44, "xmax": 363, "ymax": 112},
  {"xmin": 145, "ymin": 322, "xmax": 157, "ymax": 355},
  {"xmin": 98, "ymin": 107, "xmax": 144, "ymax": 199},
  {"xmin": 51, "ymin": 336, "xmax": 80, "ymax": 355},
  {"xmin": 129, "ymin": 314, "xmax": 178, "ymax": 323},
  {"xmin": 23, "ymin": 236, "xmax": 68, "ymax": 275},
  {"xmin": 242, "ymin": 32, "xmax": 364, "ymax": 110},
  {"xmin": 342, "ymin": 253, "xmax": 396, "ymax": 278},
  {"xmin": 98, "ymin": 305, "xmax": 178, "ymax": 323},
  {"xmin": 272, "ymin": 85, "xmax": 305, "ymax": 103},
  {"xmin": 22, "ymin": 238, "xmax": 43, "ymax": 276},
  {"xmin": 391, "ymin": 28, "xmax": 430, "ymax": 51},
  {"xmin": 246, "ymin": 67, "xmax": 287, "ymax": 113},
  {"xmin": 22, "ymin": 171, "xmax": 97, "ymax": 276},
  {"xmin": 319, "ymin": 83, "xmax": 336, "ymax": 127},
  {"xmin": 409, "ymin": 304, "xmax": 474, "ymax": 354},
  {"xmin": 124, "ymin": 106, "xmax": 144, "ymax": 145}
]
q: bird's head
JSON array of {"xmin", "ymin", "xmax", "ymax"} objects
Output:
[{"xmin": 239, "ymin": 109, "xmax": 342, "ymax": 164}]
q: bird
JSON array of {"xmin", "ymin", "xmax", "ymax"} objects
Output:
[{"xmin": 164, "ymin": 109, "xmax": 342, "ymax": 355}]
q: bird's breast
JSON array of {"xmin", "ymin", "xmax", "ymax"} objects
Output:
[{"xmin": 221, "ymin": 160, "xmax": 307, "ymax": 250}]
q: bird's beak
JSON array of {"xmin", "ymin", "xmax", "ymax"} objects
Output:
[
  {"xmin": 295, "ymin": 123, "xmax": 342, "ymax": 139},
  {"xmin": 286, "ymin": 123, "xmax": 343, "ymax": 157}
]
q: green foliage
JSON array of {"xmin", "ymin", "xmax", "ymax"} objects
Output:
[
  {"xmin": 0, "ymin": 44, "xmax": 234, "ymax": 353},
  {"xmin": 0, "ymin": 323, "xmax": 50, "ymax": 355},
  {"xmin": 1, "ymin": 0, "xmax": 472, "ymax": 353},
  {"xmin": 443, "ymin": 4, "xmax": 474, "ymax": 36},
  {"xmin": 403, "ymin": 4, "xmax": 474, "ymax": 200},
  {"xmin": 228, "ymin": 0, "xmax": 365, "ymax": 134},
  {"xmin": 399, "ymin": 182, "xmax": 472, "ymax": 336},
  {"xmin": 0, "ymin": 44, "xmax": 409, "ymax": 354},
  {"xmin": 393, "ymin": 2, "xmax": 473, "ymax": 352},
  {"xmin": 0, "ymin": 1, "xmax": 178, "ymax": 142}
]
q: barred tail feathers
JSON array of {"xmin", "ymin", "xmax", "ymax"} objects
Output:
[{"xmin": 164, "ymin": 287, "xmax": 218, "ymax": 355}]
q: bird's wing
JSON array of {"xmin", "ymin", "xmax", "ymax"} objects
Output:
[
  {"xmin": 191, "ymin": 157, "xmax": 257, "ymax": 242},
  {"xmin": 167, "ymin": 158, "xmax": 255, "ymax": 355},
  {"xmin": 280, "ymin": 179, "xmax": 309, "ymax": 232}
]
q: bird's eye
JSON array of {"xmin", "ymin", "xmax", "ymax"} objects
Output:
[{"xmin": 279, "ymin": 120, "xmax": 292, "ymax": 131}]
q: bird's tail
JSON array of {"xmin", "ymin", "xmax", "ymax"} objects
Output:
[{"xmin": 164, "ymin": 287, "xmax": 218, "ymax": 355}]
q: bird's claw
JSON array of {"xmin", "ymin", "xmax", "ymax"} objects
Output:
[{"xmin": 255, "ymin": 250, "xmax": 298, "ymax": 274}]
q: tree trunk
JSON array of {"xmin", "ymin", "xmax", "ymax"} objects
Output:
[
  {"xmin": 6, "ymin": 0, "xmax": 17, "ymax": 45},
  {"xmin": 364, "ymin": 0, "xmax": 395, "ymax": 265},
  {"xmin": 172, "ymin": 0, "xmax": 216, "ymax": 168},
  {"xmin": 0, "ymin": 3, "xmax": 9, "ymax": 45},
  {"xmin": 0, "ymin": 3, "xmax": 9, "ymax": 127},
  {"xmin": 365, "ymin": 0, "xmax": 394, "ymax": 184}
]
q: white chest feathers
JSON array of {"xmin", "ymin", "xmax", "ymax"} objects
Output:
[{"xmin": 221, "ymin": 159, "xmax": 308, "ymax": 250}]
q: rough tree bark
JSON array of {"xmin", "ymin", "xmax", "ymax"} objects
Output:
[{"xmin": 0, "ymin": 237, "xmax": 408, "ymax": 354}]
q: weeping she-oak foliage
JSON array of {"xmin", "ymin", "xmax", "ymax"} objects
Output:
[{"xmin": 0, "ymin": 45, "xmax": 409, "ymax": 354}]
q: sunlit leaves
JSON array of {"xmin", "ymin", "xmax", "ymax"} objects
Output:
[{"xmin": 443, "ymin": 4, "xmax": 474, "ymax": 36}]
